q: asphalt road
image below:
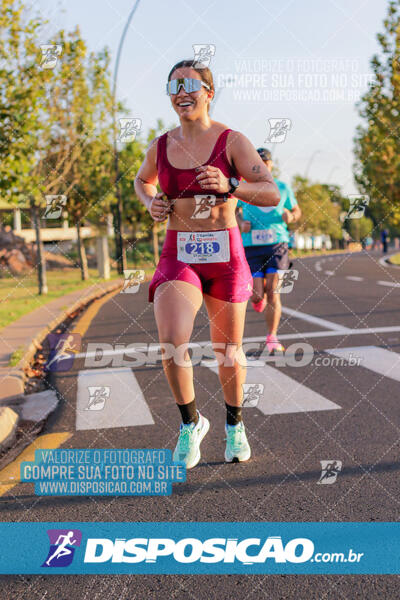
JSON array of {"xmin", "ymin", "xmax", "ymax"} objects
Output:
[{"xmin": 1, "ymin": 250, "xmax": 400, "ymax": 599}]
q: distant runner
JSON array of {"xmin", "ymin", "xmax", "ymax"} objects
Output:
[
  {"xmin": 381, "ymin": 228, "xmax": 388, "ymax": 254},
  {"xmin": 236, "ymin": 148, "xmax": 301, "ymax": 354}
]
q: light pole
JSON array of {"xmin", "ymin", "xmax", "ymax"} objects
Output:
[
  {"xmin": 112, "ymin": 0, "xmax": 141, "ymax": 274},
  {"xmin": 304, "ymin": 150, "xmax": 322, "ymax": 179},
  {"xmin": 327, "ymin": 165, "xmax": 339, "ymax": 181}
]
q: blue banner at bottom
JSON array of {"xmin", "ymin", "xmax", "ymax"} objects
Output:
[{"xmin": 0, "ymin": 522, "xmax": 399, "ymax": 574}]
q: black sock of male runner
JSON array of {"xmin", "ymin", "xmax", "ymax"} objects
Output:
[
  {"xmin": 225, "ymin": 403, "xmax": 242, "ymax": 426},
  {"xmin": 177, "ymin": 399, "xmax": 199, "ymax": 425}
]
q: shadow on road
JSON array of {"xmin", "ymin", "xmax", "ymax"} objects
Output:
[{"xmin": 2, "ymin": 459, "xmax": 399, "ymax": 506}]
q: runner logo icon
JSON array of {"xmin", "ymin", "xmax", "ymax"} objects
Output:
[
  {"xmin": 318, "ymin": 460, "xmax": 342, "ymax": 484},
  {"xmin": 122, "ymin": 270, "xmax": 145, "ymax": 293},
  {"xmin": 346, "ymin": 194, "xmax": 370, "ymax": 219},
  {"xmin": 45, "ymin": 333, "xmax": 81, "ymax": 372},
  {"xmin": 265, "ymin": 118, "xmax": 292, "ymax": 143},
  {"xmin": 192, "ymin": 44, "xmax": 216, "ymax": 68},
  {"xmin": 192, "ymin": 195, "xmax": 216, "ymax": 219},
  {"xmin": 118, "ymin": 118, "xmax": 142, "ymax": 143},
  {"xmin": 42, "ymin": 529, "xmax": 82, "ymax": 567},
  {"xmin": 85, "ymin": 386, "xmax": 110, "ymax": 411},
  {"xmin": 242, "ymin": 383, "xmax": 264, "ymax": 407},
  {"xmin": 40, "ymin": 44, "xmax": 62, "ymax": 69},
  {"xmin": 275, "ymin": 269, "xmax": 299, "ymax": 294},
  {"xmin": 43, "ymin": 194, "xmax": 67, "ymax": 219}
]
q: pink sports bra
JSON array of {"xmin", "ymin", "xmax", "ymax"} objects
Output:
[{"xmin": 156, "ymin": 128, "xmax": 240, "ymax": 200}]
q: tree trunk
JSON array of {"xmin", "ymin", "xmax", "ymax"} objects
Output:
[
  {"xmin": 32, "ymin": 205, "xmax": 48, "ymax": 295},
  {"xmin": 113, "ymin": 148, "xmax": 127, "ymax": 274},
  {"xmin": 76, "ymin": 220, "xmax": 89, "ymax": 280},
  {"xmin": 152, "ymin": 223, "xmax": 159, "ymax": 264}
]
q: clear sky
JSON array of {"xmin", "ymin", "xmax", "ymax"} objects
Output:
[{"xmin": 33, "ymin": 0, "xmax": 389, "ymax": 195}]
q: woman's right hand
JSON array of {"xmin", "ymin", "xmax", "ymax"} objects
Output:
[
  {"xmin": 149, "ymin": 192, "xmax": 173, "ymax": 222},
  {"xmin": 240, "ymin": 220, "xmax": 251, "ymax": 233}
]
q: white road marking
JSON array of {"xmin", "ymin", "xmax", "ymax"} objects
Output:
[
  {"xmin": 325, "ymin": 346, "xmax": 400, "ymax": 383},
  {"xmin": 315, "ymin": 261, "xmax": 322, "ymax": 271},
  {"xmin": 325, "ymin": 270, "xmax": 334, "ymax": 276},
  {"xmin": 281, "ymin": 307, "xmax": 351, "ymax": 332},
  {"xmin": 207, "ymin": 365, "xmax": 341, "ymax": 415},
  {"xmin": 244, "ymin": 325, "xmax": 400, "ymax": 342},
  {"xmin": 377, "ymin": 280, "xmax": 400, "ymax": 288},
  {"xmin": 71, "ymin": 324, "xmax": 400, "ymax": 360},
  {"xmin": 346, "ymin": 276, "xmax": 364, "ymax": 281},
  {"xmin": 76, "ymin": 368, "xmax": 154, "ymax": 430}
]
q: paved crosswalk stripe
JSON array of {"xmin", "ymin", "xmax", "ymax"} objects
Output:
[
  {"xmin": 207, "ymin": 365, "xmax": 341, "ymax": 415},
  {"xmin": 281, "ymin": 307, "xmax": 351, "ymax": 332},
  {"xmin": 325, "ymin": 346, "xmax": 400, "ymax": 382},
  {"xmin": 76, "ymin": 368, "xmax": 154, "ymax": 430}
]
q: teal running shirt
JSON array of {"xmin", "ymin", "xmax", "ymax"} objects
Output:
[{"xmin": 237, "ymin": 178, "xmax": 298, "ymax": 246}]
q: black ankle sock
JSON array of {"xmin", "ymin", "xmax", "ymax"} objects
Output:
[
  {"xmin": 177, "ymin": 399, "xmax": 199, "ymax": 425},
  {"xmin": 225, "ymin": 403, "xmax": 242, "ymax": 426}
]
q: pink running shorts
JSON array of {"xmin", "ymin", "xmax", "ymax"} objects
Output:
[{"xmin": 148, "ymin": 227, "xmax": 253, "ymax": 303}]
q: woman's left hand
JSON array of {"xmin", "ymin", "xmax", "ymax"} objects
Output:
[{"xmin": 195, "ymin": 165, "xmax": 230, "ymax": 194}]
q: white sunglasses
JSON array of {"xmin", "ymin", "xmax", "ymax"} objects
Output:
[{"xmin": 166, "ymin": 77, "xmax": 211, "ymax": 95}]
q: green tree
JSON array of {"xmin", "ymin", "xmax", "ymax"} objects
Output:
[
  {"xmin": 0, "ymin": 0, "xmax": 49, "ymax": 292},
  {"xmin": 34, "ymin": 29, "xmax": 114, "ymax": 280},
  {"xmin": 0, "ymin": 0, "xmax": 43, "ymax": 194},
  {"xmin": 346, "ymin": 216, "xmax": 374, "ymax": 242},
  {"xmin": 354, "ymin": 0, "xmax": 400, "ymax": 229},
  {"xmin": 291, "ymin": 175, "xmax": 342, "ymax": 240}
]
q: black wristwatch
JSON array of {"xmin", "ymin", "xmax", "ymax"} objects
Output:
[{"xmin": 228, "ymin": 177, "xmax": 240, "ymax": 194}]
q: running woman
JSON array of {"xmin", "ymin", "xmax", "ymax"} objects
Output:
[
  {"xmin": 134, "ymin": 61, "xmax": 280, "ymax": 469},
  {"xmin": 236, "ymin": 148, "xmax": 301, "ymax": 354}
]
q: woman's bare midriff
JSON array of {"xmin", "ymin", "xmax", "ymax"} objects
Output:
[{"xmin": 167, "ymin": 196, "xmax": 238, "ymax": 231}]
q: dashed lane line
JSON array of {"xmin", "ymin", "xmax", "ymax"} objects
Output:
[{"xmin": 377, "ymin": 281, "xmax": 400, "ymax": 288}]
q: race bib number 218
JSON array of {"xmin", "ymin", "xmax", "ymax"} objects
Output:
[{"xmin": 177, "ymin": 231, "xmax": 230, "ymax": 263}]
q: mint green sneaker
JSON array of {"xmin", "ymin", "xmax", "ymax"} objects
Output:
[
  {"xmin": 173, "ymin": 412, "xmax": 210, "ymax": 469},
  {"xmin": 225, "ymin": 422, "xmax": 251, "ymax": 463}
]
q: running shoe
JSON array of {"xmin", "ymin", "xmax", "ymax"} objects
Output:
[
  {"xmin": 251, "ymin": 298, "xmax": 267, "ymax": 312},
  {"xmin": 225, "ymin": 422, "xmax": 251, "ymax": 463},
  {"xmin": 266, "ymin": 334, "xmax": 285, "ymax": 354},
  {"xmin": 173, "ymin": 412, "xmax": 210, "ymax": 469}
]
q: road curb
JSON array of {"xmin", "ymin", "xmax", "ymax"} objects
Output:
[
  {"xmin": 378, "ymin": 252, "xmax": 399, "ymax": 268},
  {"xmin": 386, "ymin": 258, "xmax": 400, "ymax": 268},
  {"xmin": 294, "ymin": 250, "xmax": 361, "ymax": 260},
  {"xmin": 18, "ymin": 280, "xmax": 123, "ymax": 382},
  {"xmin": 0, "ymin": 407, "xmax": 19, "ymax": 452},
  {"xmin": 0, "ymin": 280, "xmax": 122, "ymax": 450}
]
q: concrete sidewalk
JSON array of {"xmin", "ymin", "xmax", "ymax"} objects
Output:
[{"xmin": 0, "ymin": 279, "xmax": 122, "ymax": 402}]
